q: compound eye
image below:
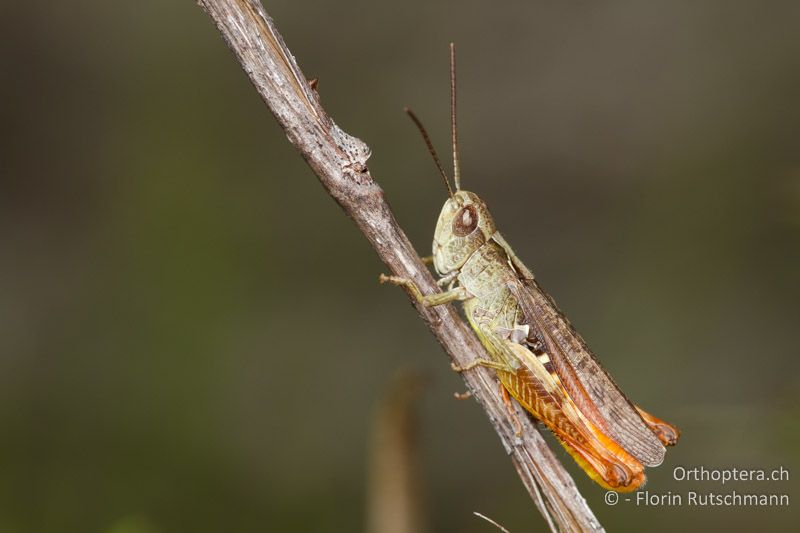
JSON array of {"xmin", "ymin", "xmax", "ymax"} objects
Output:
[{"xmin": 453, "ymin": 204, "xmax": 479, "ymax": 237}]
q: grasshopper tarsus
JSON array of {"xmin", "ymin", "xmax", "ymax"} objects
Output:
[{"xmin": 378, "ymin": 273, "xmax": 410, "ymax": 288}]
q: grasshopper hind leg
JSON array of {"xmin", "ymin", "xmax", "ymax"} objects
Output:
[
  {"xmin": 554, "ymin": 433, "xmax": 645, "ymax": 493},
  {"xmin": 635, "ymin": 406, "xmax": 680, "ymax": 447},
  {"xmin": 499, "ymin": 382, "xmax": 523, "ymax": 437}
]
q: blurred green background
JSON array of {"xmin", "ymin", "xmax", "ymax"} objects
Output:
[{"xmin": 2, "ymin": 1, "xmax": 798, "ymax": 531}]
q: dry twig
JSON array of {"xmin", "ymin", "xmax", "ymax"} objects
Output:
[{"xmin": 197, "ymin": 1, "xmax": 603, "ymax": 531}]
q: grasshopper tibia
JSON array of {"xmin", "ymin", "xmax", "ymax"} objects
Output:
[{"xmin": 499, "ymin": 383, "xmax": 523, "ymax": 437}]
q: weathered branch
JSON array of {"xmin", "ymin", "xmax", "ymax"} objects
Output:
[{"xmin": 197, "ymin": 1, "xmax": 603, "ymax": 531}]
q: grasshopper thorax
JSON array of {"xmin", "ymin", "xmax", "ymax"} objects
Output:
[{"xmin": 433, "ymin": 190, "xmax": 496, "ymax": 275}]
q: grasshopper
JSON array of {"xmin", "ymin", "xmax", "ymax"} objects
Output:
[{"xmin": 381, "ymin": 44, "xmax": 679, "ymax": 492}]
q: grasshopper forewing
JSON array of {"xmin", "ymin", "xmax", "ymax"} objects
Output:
[
  {"xmin": 507, "ymin": 275, "xmax": 678, "ymax": 464},
  {"xmin": 381, "ymin": 44, "xmax": 679, "ymax": 491}
]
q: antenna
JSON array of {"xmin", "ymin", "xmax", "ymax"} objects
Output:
[
  {"xmin": 404, "ymin": 107, "xmax": 454, "ymax": 198},
  {"xmin": 450, "ymin": 42, "xmax": 461, "ymax": 190}
]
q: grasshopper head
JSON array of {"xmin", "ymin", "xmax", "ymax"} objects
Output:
[
  {"xmin": 407, "ymin": 46, "xmax": 495, "ymax": 274},
  {"xmin": 433, "ymin": 190, "xmax": 496, "ymax": 275}
]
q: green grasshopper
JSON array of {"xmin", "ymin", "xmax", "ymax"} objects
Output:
[{"xmin": 381, "ymin": 44, "xmax": 679, "ymax": 491}]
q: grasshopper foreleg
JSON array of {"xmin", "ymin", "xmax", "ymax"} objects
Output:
[{"xmin": 379, "ymin": 274, "xmax": 469, "ymax": 307}]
